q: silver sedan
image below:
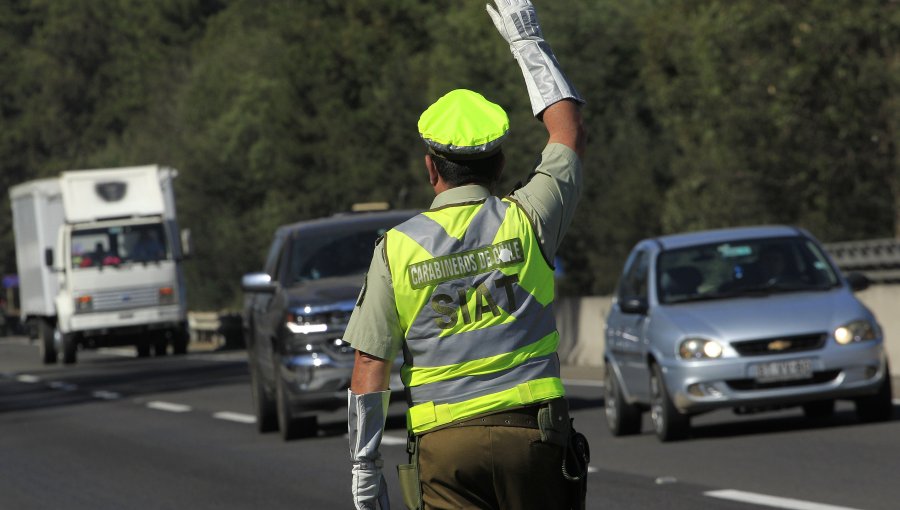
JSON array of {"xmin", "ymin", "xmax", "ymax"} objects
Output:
[{"xmin": 603, "ymin": 225, "xmax": 893, "ymax": 441}]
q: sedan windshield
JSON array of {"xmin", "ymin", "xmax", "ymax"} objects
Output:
[
  {"xmin": 657, "ymin": 236, "xmax": 840, "ymax": 304},
  {"xmin": 284, "ymin": 224, "xmax": 390, "ymax": 284}
]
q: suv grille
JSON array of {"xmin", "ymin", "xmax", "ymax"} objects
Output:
[{"xmin": 732, "ymin": 333, "xmax": 827, "ymax": 357}]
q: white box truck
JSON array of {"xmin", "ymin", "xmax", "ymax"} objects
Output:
[{"xmin": 10, "ymin": 165, "xmax": 190, "ymax": 364}]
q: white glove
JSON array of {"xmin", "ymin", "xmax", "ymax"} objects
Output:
[
  {"xmin": 349, "ymin": 390, "xmax": 392, "ymax": 510},
  {"xmin": 486, "ymin": 0, "xmax": 584, "ymax": 117}
]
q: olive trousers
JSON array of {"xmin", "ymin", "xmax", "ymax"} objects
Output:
[{"xmin": 417, "ymin": 425, "xmax": 571, "ymax": 510}]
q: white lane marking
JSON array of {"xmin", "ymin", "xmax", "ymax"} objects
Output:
[
  {"xmin": 100, "ymin": 348, "xmax": 138, "ymax": 358},
  {"xmin": 381, "ymin": 435, "xmax": 408, "ymax": 446},
  {"xmin": 587, "ymin": 466, "xmax": 598, "ymax": 473},
  {"xmin": 564, "ymin": 379, "xmax": 605, "ymax": 388},
  {"xmin": 146, "ymin": 401, "xmax": 192, "ymax": 413},
  {"xmin": 213, "ymin": 412, "xmax": 256, "ymax": 424},
  {"xmin": 892, "ymin": 398, "xmax": 900, "ymax": 405},
  {"xmin": 92, "ymin": 391, "xmax": 121, "ymax": 400},
  {"xmin": 49, "ymin": 381, "xmax": 78, "ymax": 391},
  {"xmin": 705, "ymin": 490, "xmax": 864, "ymax": 510},
  {"xmin": 16, "ymin": 374, "xmax": 41, "ymax": 383}
]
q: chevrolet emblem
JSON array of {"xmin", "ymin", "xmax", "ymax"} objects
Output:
[{"xmin": 767, "ymin": 339, "xmax": 792, "ymax": 351}]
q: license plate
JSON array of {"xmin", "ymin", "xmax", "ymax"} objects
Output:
[{"xmin": 753, "ymin": 359, "xmax": 813, "ymax": 382}]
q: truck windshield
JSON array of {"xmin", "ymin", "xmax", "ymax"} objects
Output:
[
  {"xmin": 656, "ymin": 236, "xmax": 840, "ymax": 305},
  {"xmin": 71, "ymin": 223, "xmax": 168, "ymax": 268}
]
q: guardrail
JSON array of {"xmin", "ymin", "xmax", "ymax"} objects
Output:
[
  {"xmin": 822, "ymin": 238, "xmax": 900, "ymax": 282},
  {"xmin": 187, "ymin": 311, "xmax": 243, "ymax": 349}
]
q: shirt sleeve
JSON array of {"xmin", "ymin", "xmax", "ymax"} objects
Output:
[
  {"xmin": 344, "ymin": 238, "xmax": 404, "ymax": 361},
  {"xmin": 509, "ymin": 143, "xmax": 582, "ymax": 262}
]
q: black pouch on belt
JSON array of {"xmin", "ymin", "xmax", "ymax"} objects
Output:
[{"xmin": 563, "ymin": 421, "xmax": 591, "ymax": 510}]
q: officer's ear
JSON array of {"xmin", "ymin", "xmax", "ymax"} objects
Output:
[{"xmin": 425, "ymin": 155, "xmax": 440, "ymax": 187}]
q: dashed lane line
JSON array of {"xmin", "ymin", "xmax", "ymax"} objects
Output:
[
  {"xmin": 213, "ymin": 412, "xmax": 256, "ymax": 424},
  {"xmin": 146, "ymin": 401, "xmax": 192, "ymax": 413},
  {"xmin": 380, "ymin": 435, "xmax": 408, "ymax": 446},
  {"xmin": 48, "ymin": 381, "xmax": 78, "ymax": 391},
  {"xmin": 16, "ymin": 374, "xmax": 41, "ymax": 383},
  {"xmin": 705, "ymin": 490, "xmax": 864, "ymax": 510},
  {"xmin": 92, "ymin": 390, "xmax": 122, "ymax": 400}
]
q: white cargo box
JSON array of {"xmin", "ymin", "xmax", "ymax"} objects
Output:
[
  {"xmin": 61, "ymin": 165, "xmax": 168, "ymax": 223},
  {"xmin": 9, "ymin": 179, "xmax": 64, "ymax": 317}
]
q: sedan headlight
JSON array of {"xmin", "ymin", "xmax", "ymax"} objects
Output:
[
  {"xmin": 679, "ymin": 338, "xmax": 723, "ymax": 359},
  {"xmin": 834, "ymin": 320, "xmax": 878, "ymax": 345}
]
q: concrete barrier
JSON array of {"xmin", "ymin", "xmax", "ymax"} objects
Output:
[{"xmin": 555, "ymin": 284, "xmax": 900, "ymax": 368}]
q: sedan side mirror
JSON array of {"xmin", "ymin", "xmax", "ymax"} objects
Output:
[
  {"xmin": 619, "ymin": 297, "xmax": 649, "ymax": 315},
  {"xmin": 242, "ymin": 272, "xmax": 277, "ymax": 294},
  {"xmin": 845, "ymin": 272, "xmax": 870, "ymax": 293}
]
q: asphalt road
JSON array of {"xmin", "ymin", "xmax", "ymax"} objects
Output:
[{"xmin": 1, "ymin": 335, "xmax": 899, "ymax": 510}]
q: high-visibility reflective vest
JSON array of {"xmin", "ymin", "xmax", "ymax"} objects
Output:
[{"xmin": 385, "ymin": 196, "xmax": 565, "ymax": 434}]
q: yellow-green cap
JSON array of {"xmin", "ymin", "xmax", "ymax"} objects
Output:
[{"xmin": 418, "ymin": 89, "xmax": 509, "ymax": 159}]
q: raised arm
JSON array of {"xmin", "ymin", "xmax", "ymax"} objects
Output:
[{"xmin": 487, "ymin": 0, "xmax": 585, "ymax": 158}]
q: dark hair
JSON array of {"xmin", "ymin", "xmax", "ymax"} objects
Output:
[{"xmin": 432, "ymin": 151, "xmax": 504, "ymax": 189}]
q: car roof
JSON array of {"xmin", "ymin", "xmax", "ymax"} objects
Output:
[
  {"xmin": 274, "ymin": 209, "xmax": 420, "ymax": 236},
  {"xmin": 654, "ymin": 225, "xmax": 806, "ymax": 250}
]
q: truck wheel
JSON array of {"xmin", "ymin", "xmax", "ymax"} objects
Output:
[
  {"xmin": 855, "ymin": 362, "xmax": 894, "ymax": 423},
  {"xmin": 605, "ymin": 365, "xmax": 642, "ymax": 436},
  {"xmin": 275, "ymin": 362, "xmax": 317, "ymax": 441},
  {"xmin": 38, "ymin": 319, "xmax": 58, "ymax": 364},
  {"xmin": 650, "ymin": 363, "xmax": 690, "ymax": 442},
  {"xmin": 153, "ymin": 337, "xmax": 168, "ymax": 356},
  {"xmin": 250, "ymin": 358, "xmax": 277, "ymax": 433},
  {"xmin": 172, "ymin": 326, "xmax": 189, "ymax": 355},
  {"xmin": 136, "ymin": 342, "xmax": 152, "ymax": 358},
  {"xmin": 61, "ymin": 331, "xmax": 78, "ymax": 365}
]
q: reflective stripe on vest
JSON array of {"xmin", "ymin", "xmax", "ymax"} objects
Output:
[{"xmin": 385, "ymin": 196, "xmax": 565, "ymax": 434}]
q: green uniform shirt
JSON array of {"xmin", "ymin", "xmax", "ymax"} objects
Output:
[{"xmin": 345, "ymin": 142, "xmax": 581, "ymax": 360}]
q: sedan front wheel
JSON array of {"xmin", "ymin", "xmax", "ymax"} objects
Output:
[{"xmin": 650, "ymin": 363, "xmax": 690, "ymax": 442}]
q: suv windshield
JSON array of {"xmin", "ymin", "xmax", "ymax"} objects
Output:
[
  {"xmin": 72, "ymin": 223, "xmax": 168, "ymax": 268},
  {"xmin": 285, "ymin": 224, "xmax": 390, "ymax": 284},
  {"xmin": 657, "ymin": 236, "xmax": 839, "ymax": 304}
]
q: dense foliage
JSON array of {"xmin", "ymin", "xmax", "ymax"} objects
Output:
[{"xmin": 0, "ymin": 0, "xmax": 897, "ymax": 308}]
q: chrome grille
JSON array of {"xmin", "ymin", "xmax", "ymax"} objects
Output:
[
  {"xmin": 87, "ymin": 287, "xmax": 159, "ymax": 313},
  {"xmin": 732, "ymin": 333, "xmax": 827, "ymax": 357}
]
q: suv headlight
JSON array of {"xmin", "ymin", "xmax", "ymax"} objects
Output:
[
  {"xmin": 834, "ymin": 320, "xmax": 878, "ymax": 345},
  {"xmin": 679, "ymin": 338, "xmax": 723, "ymax": 359}
]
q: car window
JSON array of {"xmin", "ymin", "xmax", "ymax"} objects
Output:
[
  {"xmin": 618, "ymin": 250, "xmax": 649, "ymax": 301},
  {"xmin": 263, "ymin": 234, "xmax": 285, "ymax": 277},
  {"xmin": 656, "ymin": 236, "xmax": 840, "ymax": 304}
]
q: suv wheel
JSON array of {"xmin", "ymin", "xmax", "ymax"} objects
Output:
[
  {"xmin": 275, "ymin": 360, "xmax": 317, "ymax": 440},
  {"xmin": 249, "ymin": 357, "xmax": 277, "ymax": 433},
  {"xmin": 604, "ymin": 365, "xmax": 642, "ymax": 436},
  {"xmin": 855, "ymin": 362, "xmax": 894, "ymax": 423},
  {"xmin": 650, "ymin": 363, "xmax": 690, "ymax": 442}
]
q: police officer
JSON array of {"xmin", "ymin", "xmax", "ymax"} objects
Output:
[{"xmin": 347, "ymin": 0, "xmax": 585, "ymax": 508}]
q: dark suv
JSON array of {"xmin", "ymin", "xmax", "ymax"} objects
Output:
[{"xmin": 241, "ymin": 208, "xmax": 417, "ymax": 440}]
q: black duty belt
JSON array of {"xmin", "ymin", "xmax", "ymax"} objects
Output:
[{"xmin": 446, "ymin": 404, "xmax": 543, "ymax": 430}]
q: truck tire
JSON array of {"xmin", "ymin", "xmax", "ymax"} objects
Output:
[
  {"xmin": 172, "ymin": 326, "xmax": 189, "ymax": 355},
  {"xmin": 39, "ymin": 319, "xmax": 58, "ymax": 364},
  {"xmin": 153, "ymin": 337, "xmax": 168, "ymax": 356},
  {"xmin": 136, "ymin": 342, "xmax": 152, "ymax": 358},
  {"xmin": 61, "ymin": 330, "xmax": 78, "ymax": 365}
]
